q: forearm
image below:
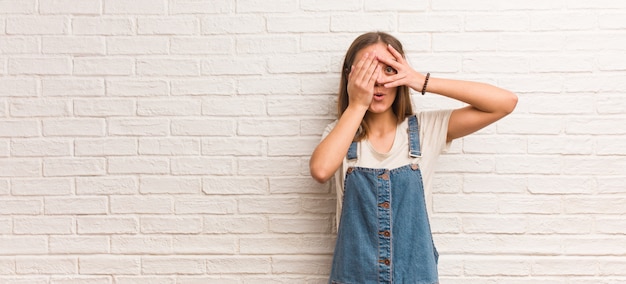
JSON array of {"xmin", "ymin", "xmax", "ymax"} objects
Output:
[
  {"xmin": 425, "ymin": 77, "xmax": 517, "ymax": 115},
  {"xmin": 309, "ymin": 105, "xmax": 367, "ymax": 183}
]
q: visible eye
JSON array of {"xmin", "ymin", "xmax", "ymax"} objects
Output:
[{"xmin": 384, "ymin": 66, "xmax": 397, "ymax": 74}]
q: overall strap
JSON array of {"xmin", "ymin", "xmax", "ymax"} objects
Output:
[
  {"xmin": 347, "ymin": 141, "xmax": 358, "ymax": 160},
  {"xmin": 408, "ymin": 115, "xmax": 421, "ymax": 157}
]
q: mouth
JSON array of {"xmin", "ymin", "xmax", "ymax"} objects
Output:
[{"xmin": 373, "ymin": 93, "xmax": 385, "ymax": 101}]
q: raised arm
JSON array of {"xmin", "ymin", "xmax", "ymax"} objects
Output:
[
  {"xmin": 377, "ymin": 44, "xmax": 517, "ymax": 142},
  {"xmin": 309, "ymin": 52, "xmax": 381, "ymax": 183}
]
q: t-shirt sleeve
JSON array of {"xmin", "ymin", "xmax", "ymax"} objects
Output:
[{"xmin": 418, "ymin": 109, "xmax": 453, "ymax": 154}]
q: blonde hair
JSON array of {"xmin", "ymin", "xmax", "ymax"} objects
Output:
[{"xmin": 338, "ymin": 32, "xmax": 414, "ymax": 141}]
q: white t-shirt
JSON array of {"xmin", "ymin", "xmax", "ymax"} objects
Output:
[{"xmin": 322, "ymin": 110, "xmax": 453, "ymax": 226}]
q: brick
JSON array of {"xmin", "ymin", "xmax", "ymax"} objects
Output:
[
  {"xmin": 239, "ymin": 236, "xmax": 334, "ymax": 254},
  {"xmin": 73, "ymin": 57, "xmax": 133, "ymax": 75},
  {"xmin": 267, "ymin": 16, "xmax": 329, "ymax": 33},
  {"xmin": 42, "ymin": 36, "xmax": 105, "ymax": 55},
  {"xmin": 269, "ymin": 216, "xmax": 331, "ymax": 234},
  {"xmin": 0, "ymin": 277, "xmax": 48, "ymax": 284},
  {"xmin": 268, "ymin": 137, "xmax": 319, "ymax": 156},
  {"xmin": 171, "ymin": 119, "xmax": 235, "ymax": 136},
  {"xmin": 202, "ymin": 137, "xmax": 263, "ymax": 156},
  {"xmin": 16, "ymin": 257, "xmax": 77, "ymax": 274},
  {"xmin": 137, "ymin": 98, "xmax": 202, "ymax": 116},
  {"xmin": 139, "ymin": 138, "xmax": 200, "ymax": 155},
  {"xmin": 465, "ymin": 13, "xmax": 529, "ymax": 32},
  {"xmin": 271, "ymin": 255, "xmax": 332, "ymax": 274},
  {"xmin": 108, "ymin": 118, "xmax": 169, "ymax": 136},
  {"xmin": 104, "ymin": 0, "xmax": 167, "ymax": 14},
  {"xmin": 598, "ymin": 54, "xmax": 626, "ymax": 72},
  {"xmin": 399, "ymin": 14, "xmax": 462, "ymax": 32},
  {"xmin": 0, "ymin": 79, "xmax": 37, "ymax": 97},
  {"xmin": 11, "ymin": 139, "xmax": 70, "ymax": 157},
  {"xmin": 0, "ymin": 236, "xmax": 47, "ymax": 255},
  {"xmin": 206, "ymin": 257, "xmax": 270, "ymax": 273},
  {"xmin": 0, "ymin": 199, "xmax": 42, "ymax": 215},
  {"xmin": 436, "ymin": 155, "xmax": 495, "ymax": 173},
  {"xmin": 464, "ymin": 258, "xmax": 530, "ymax": 276},
  {"xmin": 300, "ymin": 0, "xmax": 359, "ymax": 11},
  {"xmin": 114, "ymin": 277, "xmax": 176, "ymax": 284},
  {"xmin": 14, "ymin": 217, "xmax": 73, "ymax": 234},
  {"xmin": 597, "ymin": 218, "xmax": 626, "ymax": 234},
  {"xmin": 141, "ymin": 257, "xmax": 205, "ymax": 275},
  {"xmin": 564, "ymin": 33, "xmax": 626, "ymax": 52},
  {"xmin": 170, "ymin": 0, "xmax": 234, "ymax": 14},
  {"xmin": 42, "ymin": 78, "xmax": 104, "ymax": 97},
  {"xmin": 433, "ymin": 33, "xmax": 498, "ymax": 52},
  {"xmin": 137, "ymin": 59, "xmax": 200, "ymax": 76},
  {"xmin": 174, "ymin": 197, "xmax": 236, "ymax": 214},
  {"xmin": 526, "ymin": 216, "xmax": 592, "ymax": 234},
  {"xmin": 531, "ymin": 12, "xmax": 596, "ymax": 31},
  {"xmin": 77, "ymin": 217, "xmax": 138, "ymax": 234},
  {"xmin": 301, "ymin": 197, "xmax": 335, "ymax": 214},
  {"xmin": 0, "ymin": 36, "xmax": 39, "ymax": 54},
  {"xmin": 238, "ymin": 77, "xmax": 300, "ymax": 95},
  {"xmin": 140, "ymin": 177, "xmax": 201, "ymax": 194},
  {"xmin": 50, "ymin": 277, "xmax": 111, "ymax": 284},
  {"xmin": 106, "ymin": 79, "xmax": 168, "ymax": 97},
  {"xmin": 236, "ymin": 0, "xmax": 297, "ymax": 13},
  {"xmin": 566, "ymin": 118, "xmax": 626, "ymax": 135},
  {"xmin": 238, "ymin": 119, "xmax": 299, "ymax": 136},
  {"xmin": 497, "ymin": 116, "xmax": 563, "ymax": 134},
  {"xmin": 79, "ymin": 256, "xmax": 140, "ymax": 275},
  {"xmin": 108, "ymin": 157, "xmax": 169, "ymax": 174},
  {"xmin": 49, "ymin": 236, "xmax": 109, "ymax": 254},
  {"xmin": 463, "ymin": 175, "xmax": 526, "ymax": 194},
  {"xmin": 498, "ymin": 196, "xmax": 561, "ymax": 214},
  {"xmin": 0, "ymin": 0, "xmax": 36, "ymax": 13},
  {"xmin": 110, "ymin": 196, "xmax": 172, "ymax": 214},
  {"xmin": 330, "ymin": 13, "xmax": 395, "ymax": 32},
  {"xmin": 236, "ymin": 35, "xmax": 297, "ymax": 54},
  {"xmin": 269, "ymin": 177, "xmax": 329, "ymax": 194},
  {"xmin": 0, "ymin": 120, "xmax": 39, "ymax": 137},
  {"xmin": 45, "ymin": 197, "xmax": 107, "ymax": 215},
  {"xmin": 268, "ymin": 55, "xmax": 330, "ymax": 74},
  {"xmin": 238, "ymin": 197, "xmax": 300, "ymax": 214},
  {"xmin": 532, "ymin": 258, "xmax": 598, "ymax": 276},
  {"xmin": 72, "ymin": 17, "xmax": 134, "ymax": 35},
  {"xmin": 564, "ymin": 197, "xmax": 626, "ymax": 214},
  {"xmin": 523, "ymin": 95, "xmax": 594, "ymax": 114},
  {"xmin": 0, "ymin": 159, "xmax": 40, "ymax": 177},
  {"xmin": 76, "ymin": 176, "xmax": 138, "ymax": 195},
  {"xmin": 528, "ymin": 176, "xmax": 595, "ymax": 195},
  {"xmin": 463, "ymin": 56, "xmax": 528, "ymax": 73},
  {"xmin": 172, "ymin": 36, "xmax": 233, "ymax": 55},
  {"xmin": 0, "ymin": 257, "xmax": 14, "ymax": 273},
  {"xmin": 74, "ymin": 98, "xmax": 135, "ymax": 116},
  {"xmin": 203, "ymin": 215, "xmax": 267, "ymax": 234},
  {"xmin": 237, "ymin": 158, "xmax": 301, "ymax": 176},
  {"xmin": 205, "ymin": 96, "xmax": 266, "ymax": 116},
  {"xmin": 140, "ymin": 217, "xmax": 202, "ymax": 234},
  {"xmin": 111, "ymin": 236, "xmax": 172, "ymax": 254},
  {"xmin": 43, "ymin": 118, "xmax": 105, "ymax": 137},
  {"xmin": 0, "ymin": 180, "xmax": 8, "ymax": 195},
  {"xmin": 10, "ymin": 99, "xmax": 71, "ymax": 117},
  {"xmin": 173, "ymin": 236, "xmax": 237, "ymax": 254},
  {"xmin": 463, "ymin": 135, "xmax": 526, "ymax": 154},
  {"xmin": 530, "ymin": 56, "xmax": 594, "ymax": 73},
  {"xmin": 171, "ymin": 78, "xmax": 235, "ymax": 95},
  {"xmin": 462, "ymin": 216, "xmax": 526, "ymax": 234},
  {"xmin": 7, "ymin": 16, "xmax": 69, "ymax": 35},
  {"xmin": 74, "ymin": 138, "xmax": 137, "ymax": 156},
  {"xmin": 203, "ymin": 177, "xmax": 267, "ymax": 195},
  {"xmin": 9, "ymin": 57, "xmax": 71, "ymax": 75},
  {"xmin": 11, "ymin": 178, "xmax": 72, "ymax": 196},
  {"xmin": 300, "ymin": 34, "xmax": 356, "ymax": 52},
  {"xmin": 138, "ymin": 17, "xmax": 198, "ymax": 35},
  {"xmin": 565, "ymin": 74, "xmax": 626, "ymax": 92},
  {"xmin": 107, "ymin": 37, "xmax": 169, "ymax": 55},
  {"xmin": 40, "ymin": 0, "xmax": 101, "ymax": 14},
  {"xmin": 171, "ymin": 157, "xmax": 234, "ymax": 175},
  {"xmin": 438, "ymin": 235, "xmax": 562, "ymax": 255},
  {"xmin": 433, "ymin": 195, "xmax": 498, "ymax": 214},
  {"xmin": 201, "ymin": 14, "xmax": 266, "ymax": 35},
  {"xmin": 598, "ymin": 176, "xmax": 626, "ymax": 194},
  {"xmin": 202, "ymin": 57, "xmax": 264, "ymax": 75}
]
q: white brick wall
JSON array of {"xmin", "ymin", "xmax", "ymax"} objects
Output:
[{"xmin": 0, "ymin": 1, "xmax": 625, "ymax": 283}]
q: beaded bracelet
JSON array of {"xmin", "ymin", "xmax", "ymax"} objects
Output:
[{"xmin": 421, "ymin": 73, "xmax": 430, "ymax": 95}]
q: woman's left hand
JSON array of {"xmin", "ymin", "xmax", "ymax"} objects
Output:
[{"xmin": 376, "ymin": 44, "xmax": 426, "ymax": 91}]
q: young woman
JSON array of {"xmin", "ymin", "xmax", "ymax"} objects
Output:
[{"xmin": 310, "ymin": 32, "xmax": 517, "ymax": 284}]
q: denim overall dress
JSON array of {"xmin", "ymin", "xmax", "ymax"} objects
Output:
[{"xmin": 329, "ymin": 116, "xmax": 439, "ymax": 284}]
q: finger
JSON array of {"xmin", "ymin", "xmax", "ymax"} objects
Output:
[
  {"xmin": 378, "ymin": 73, "xmax": 405, "ymax": 85},
  {"xmin": 352, "ymin": 53, "xmax": 370, "ymax": 81},
  {"xmin": 368, "ymin": 65, "xmax": 381, "ymax": 87},
  {"xmin": 387, "ymin": 44, "xmax": 406, "ymax": 63},
  {"xmin": 360, "ymin": 54, "xmax": 379, "ymax": 84},
  {"xmin": 376, "ymin": 54, "xmax": 403, "ymax": 70}
]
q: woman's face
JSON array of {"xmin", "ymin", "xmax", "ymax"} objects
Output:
[{"xmin": 353, "ymin": 42, "xmax": 399, "ymax": 115}]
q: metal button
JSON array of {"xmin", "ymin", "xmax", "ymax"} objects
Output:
[
  {"xmin": 379, "ymin": 259, "xmax": 391, "ymax": 266},
  {"xmin": 379, "ymin": 172, "xmax": 389, "ymax": 180},
  {"xmin": 379, "ymin": 201, "xmax": 390, "ymax": 209},
  {"xmin": 411, "ymin": 164, "xmax": 419, "ymax": 170},
  {"xmin": 379, "ymin": 230, "xmax": 391, "ymax": 237},
  {"xmin": 347, "ymin": 167, "xmax": 354, "ymax": 174}
]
